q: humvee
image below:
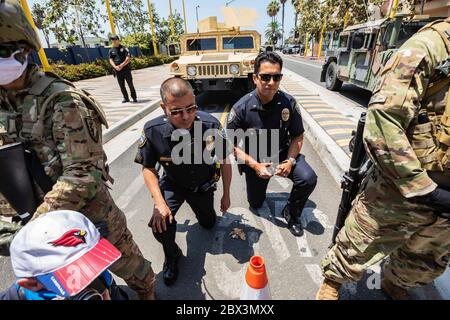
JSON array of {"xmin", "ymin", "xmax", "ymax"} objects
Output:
[
  {"xmin": 170, "ymin": 16, "xmax": 261, "ymax": 93},
  {"xmin": 320, "ymin": 14, "xmax": 445, "ymax": 92}
]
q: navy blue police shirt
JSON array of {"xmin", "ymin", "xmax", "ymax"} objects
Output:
[
  {"xmin": 226, "ymin": 89, "xmax": 304, "ymax": 162},
  {"xmin": 109, "ymin": 45, "xmax": 131, "ymax": 70},
  {"xmin": 135, "ymin": 111, "xmax": 229, "ymax": 191}
]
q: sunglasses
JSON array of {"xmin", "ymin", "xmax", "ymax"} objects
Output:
[
  {"xmin": 0, "ymin": 43, "xmax": 24, "ymax": 59},
  {"xmin": 168, "ymin": 104, "xmax": 197, "ymax": 116},
  {"xmin": 257, "ymin": 73, "xmax": 283, "ymax": 82}
]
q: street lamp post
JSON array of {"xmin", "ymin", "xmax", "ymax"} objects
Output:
[
  {"xmin": 226, "ymin": 0, "xmax": 236, "ymax": 6},
  {"xmin": 146, "ymin": 0, "xmax": 158, "ymax": 56},
  {"xmin": 196, "ymin": 5, "xmax": 200, "ymax": 33},
  {"xmin": 182, "ymin": 0, "xmax": 187, "ymax": 33}
]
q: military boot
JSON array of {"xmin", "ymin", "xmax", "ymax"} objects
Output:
[
  {"xmin": 316, "ymin": 278, "xmax": 341, "ymax": 300},
  {"xmin": 282, "ymin": 204, "xmax": 303, "ymax": 236},
  {"xmin": 163, "ymin": 245, "xmax": 182, "ymax": 286},
  {"xmin": 381, "ymin": 278, "xmax": 412, "ymax": 300}
]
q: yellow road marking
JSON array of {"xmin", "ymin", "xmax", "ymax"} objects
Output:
[
  {"xmin": 312, "ymin": 114, "xmax": 346, "ymax": 120},
  {"xmin": 336, "ymin": 138, "xmax": 351, "ymax": 146},
  {"xmin": 327, "ymin": 128, "xmax": 354, "ymax": 135},
  {"xmin": 318, "ymin": 120, "xmax": 355, "ymax": 127},
  {"xmin": 220, "ymin": 103, "xmax": 231, "ymax": 126}
]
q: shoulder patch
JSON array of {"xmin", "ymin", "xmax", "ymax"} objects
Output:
[
  {"xmin": 85, "ymin": 117, "xmax": 100, "ymax": 143},
  {"xmin": 227, "ymin": 109, "xmax": 236, "ymax": 124},
  {"xmin": 294, "ymin": 102, "xmax": 302, "ymax": 115},
  {"xmin": 138, "ymin": 131, "xmax": 147, "ymax": 148}
]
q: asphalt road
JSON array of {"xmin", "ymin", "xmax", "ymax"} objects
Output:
[
  {"xmin": 105, "ymin": 90, "xmax": 389, "ymax": 300},
  {"xmin": 0, "ymin": 89, "xmax": 389, "ymax": 300},
  {"xmin": 281, "ymin": 55, "xmax": 373, "ymax": 108}
]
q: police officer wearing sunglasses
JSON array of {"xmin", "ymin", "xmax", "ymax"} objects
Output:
[
  {"xmin": 135, "ymin": 77, "xmax": 232, "ymax": 286},
  {"xmin": 226, "ymin": 52, "xmax": 317, "ymax": 237}
]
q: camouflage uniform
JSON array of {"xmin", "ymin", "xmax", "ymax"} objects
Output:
[
  {"xmin": 0, "ymin": 0, "xmax": 155, "ymax": 299},
  {"xmin": 322, "ymin": 18, "xmax": 450, "ymax": 289}
]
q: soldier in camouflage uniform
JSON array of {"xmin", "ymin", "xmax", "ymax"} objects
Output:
[
  {"xmin": 317, "ymin": 17, "xmax": 450, "ymax": 300},
  {"xmin": 0, "ymin": 0, "xmax": 156, "ymax": 300}
]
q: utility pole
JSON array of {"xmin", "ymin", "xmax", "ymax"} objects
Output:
[
  {"xmin": 390, "ymin": 0, "xmax": 399, "ymax": 18},
  {"xmin": 169, "ymin": 0, "xmax": 175, "ymax": 41},
  {"xmin": 20, "ymin": 0, "xmax": 50, "ymax": 71},
  {"xmin": 317, "ymin": 22, "xmax": 326, "ymax": 59},
  {"xmin": 105, "ymin": 0, "xmax": 117, "ymax": 35},
  {"xmin": 182, "ymin": 0, "xmax": 187, "ymax": 33},
  {"xmin": 146, "ymin": 0, "xmax": 158, "ymax": 56},
  {"xmin": 196, "ymin": 5, "xmax": 200, "ymax": 33}
]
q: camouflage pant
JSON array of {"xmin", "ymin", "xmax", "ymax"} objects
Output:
[
  {"xmin": 34, "ymin": 184, "xmax": 156, "ymax": 299},
  {"xmin": 322, "ymin": 168, "xmax": 450, "ymax": 288}
]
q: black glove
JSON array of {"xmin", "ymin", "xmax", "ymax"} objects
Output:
[
  {"xmin": 94, "ymin": 221, "xmax": 109, "ymax": 238},
  {"xmin": 413, "ymin": 187, "xmax": 450, "ymax": 218}
]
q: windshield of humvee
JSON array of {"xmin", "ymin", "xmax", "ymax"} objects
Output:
[
  {"xmin": 187, "ymin": 38, "xmax": 217, "ymax": 51},
  {"xmin": 222, "ymin": 36, "xmax": 254, "ymax": 50}
]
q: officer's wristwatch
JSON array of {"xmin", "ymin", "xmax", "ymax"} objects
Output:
[{"xmin": 286, "ymin": 157, "xmax": 297, "ymax": 166}]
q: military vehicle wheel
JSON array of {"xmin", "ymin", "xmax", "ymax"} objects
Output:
[{"xmin": 325, "ymin": 62, "xmax": 342, "ymax": 91}]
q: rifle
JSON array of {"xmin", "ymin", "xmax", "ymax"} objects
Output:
[
  {"xmin": 0, "ymin": 142, "xmax": 55, "ymax": 224},
  {"xmin": 331, "ymin": 112, "xmax": 372, "ymax": 245}
]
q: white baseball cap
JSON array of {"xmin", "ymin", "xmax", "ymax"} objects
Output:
[{"xmin": 10, "ymin": 210, "xmax": 121, "ymax": 298}]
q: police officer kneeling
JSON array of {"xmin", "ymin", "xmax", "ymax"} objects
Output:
[
  {"xmin": 135, "ymin": 77, "xmax": 232, "ymax": 286},
  {"xmin": 227, "ymin": 52, "xmax": 317, "ymax": 236}
]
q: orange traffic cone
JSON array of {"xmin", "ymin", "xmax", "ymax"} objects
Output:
[{"xmin": 240, "ymin": 255, "xmax": 271, "ymax": 300}]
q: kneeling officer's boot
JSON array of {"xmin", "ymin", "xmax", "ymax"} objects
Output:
[
  {"xmin": 282, "ymin": 204, "xmax": 303, "ymax": 237},
  {"xmin": 163, "ymin": 245, "xmax": 182, "ymax": 286}
]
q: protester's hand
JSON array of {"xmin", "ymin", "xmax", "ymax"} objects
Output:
[
  {"xmin": 149, "ymin": 202, "xmax": 173, "ymax": 233},
  {"xmin": 220, "ymin": 193, "xmax": 231, "ymax": 213},
  {"xmin": 115, "ymin": 65, "xmax": 122, "ymax": 71},
  {"xmin": 275, "ymin": 161, "xmax": 293, "ymax": 177},
  {"xmin": 252, "ymin": 163, "xmax": 273, "ymax": 179}
]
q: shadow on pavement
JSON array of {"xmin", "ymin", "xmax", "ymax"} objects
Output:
[{"xmin": 153, "ymin": 212, "xmax": 263, "ymax": 300}]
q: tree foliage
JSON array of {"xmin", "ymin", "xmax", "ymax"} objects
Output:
[
  {"xmin": 44, "ymin": 0, "xmax": 105, "ymax": 47},
  {"xmin": 102, "ymin": 0, "xmax": 148, "ymax": 35},
  {"xmin": 266, "ymin": 0, "xmax": 280, "ymax": 23},
  {"xmin": 265, "ymin": 21, "xmax": 282, "ymax": 45},
  {"xmin": 156, "ymin": 11, "xmax": 184, "ymax": 46},
  {"xmin": 32, "ymin": 3, "xmax": 51, "ymax": 48}
]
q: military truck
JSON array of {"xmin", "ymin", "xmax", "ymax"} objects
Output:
[
  {"xmin": 320, "ymin": 14, "xmax": 445, "ymax": 92},
  {"xmin": 170, "ymin": 16, "xmax": 261, "ymax": 93}
]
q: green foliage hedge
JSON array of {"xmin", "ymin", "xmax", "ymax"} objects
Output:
[{"xmin": 51, "ymin": 55, "xmax": 178, "ymax": 82}]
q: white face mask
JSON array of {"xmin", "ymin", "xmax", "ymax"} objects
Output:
[{"xmin": 0, "ymin": 51, "xmax": 28, "ymax": 86}]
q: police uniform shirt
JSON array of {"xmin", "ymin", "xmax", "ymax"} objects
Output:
[
  {"xmin": 135, "ymin": 111, "xmax": 229, "ymax": 191},
  {"xmin": 109, "ymin": 45, "xmax": 131, "ymax": 68},
  {"xmin": 226, "ymin": 89, "xmax": 304, "ymax": 162}
]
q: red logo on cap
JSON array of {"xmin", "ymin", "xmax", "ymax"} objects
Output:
[{"xmin": 50, "ymin": 229, "xmax": 87, "ymax": 247}]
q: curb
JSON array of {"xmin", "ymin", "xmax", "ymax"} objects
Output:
[{"xmin": 102, "ymin": 99, "xmax": 161, "ymax": 144}]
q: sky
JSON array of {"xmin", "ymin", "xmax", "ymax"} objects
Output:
[{"xmin": 28, "ymin": 0, "xmax": 297, "ymax": 46}]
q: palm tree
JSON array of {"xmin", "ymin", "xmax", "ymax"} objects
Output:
[
  {"xmin": 265, "ymin": 21, "xmax": 282, "ymax": 46},
  {"xmin": 266, "ymin": 0, "xmax": 280, "ymax": 24},
  {"xmin": 292, "ymin": 0, "xmax": 300, "ymax": 32},
  {"xmin": 280, "ymin": 0, "xmax": 287, "ymax": 46}
]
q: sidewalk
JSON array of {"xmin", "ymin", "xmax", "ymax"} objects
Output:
[
  {"xmin": 74, "ymin": 64, "xmax": 169, "ymax": 139},
  {"xmin": 280, "ymin": 67, "xmax": 450, "ymax": 300}
]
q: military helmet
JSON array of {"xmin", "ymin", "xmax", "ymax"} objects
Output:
[{"xmin": 0, "ymin": 0, "xmax": 41, "ymax": 51}]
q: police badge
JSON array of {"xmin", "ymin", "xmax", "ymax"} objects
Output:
[
  {"xmin": 205, "ymin": 135, "xmax": 215, "ymax": 151},
  {"xmin": 227, "ymin": 109, "xmax": 236, "ymax": 124},
  {"xmin": 281, "ymin": 108, "xmax": 290, "ymax": 121}
]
